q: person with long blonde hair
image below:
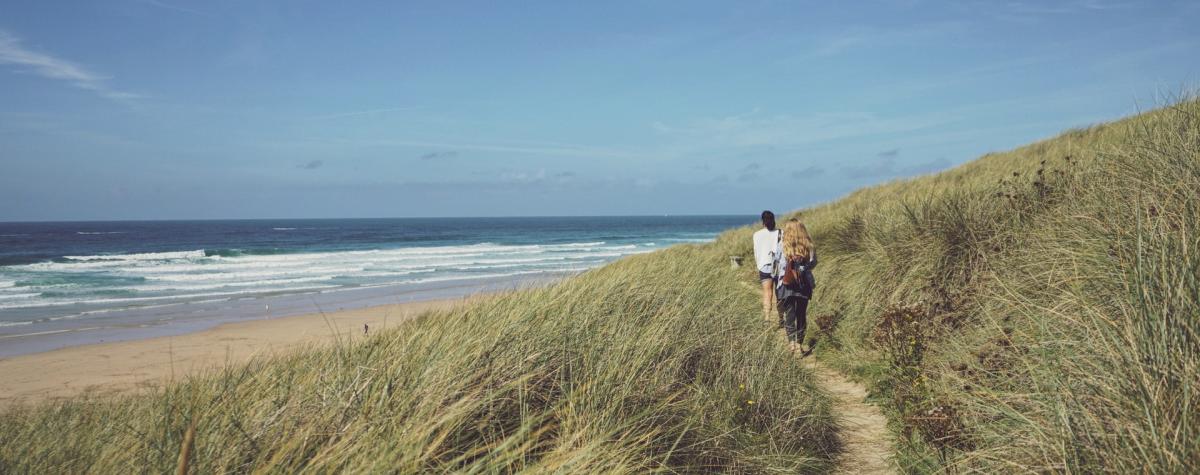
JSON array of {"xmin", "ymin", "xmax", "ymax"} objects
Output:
[{"xmin": 773, "ymin": 218, "xmax": 817, "ymax": 354}]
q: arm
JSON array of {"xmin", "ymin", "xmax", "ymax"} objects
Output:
[{"xmin": 772, "ymin": 236, "xmax": 784, "ymax": 278}]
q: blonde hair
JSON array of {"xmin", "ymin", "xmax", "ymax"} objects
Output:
[{"xmin": 782, "ymin": 218, "xmax": 814, "ymax": 260}]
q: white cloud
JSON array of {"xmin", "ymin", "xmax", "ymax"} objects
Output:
[
  {"xmin": 841, "ymin": 154, "xmax": 949, "ymax": 179},
  {"xmin": 961, "ymin": 0, "xmax": 1138, "ymax": 23},
  {"xmin": 305, "ymin": 137, "xmax": 644, "ymax": 160},
  {"xmin": 652, "ymin": 109, "xmax": 951, "ymax": 148},
  {"xmin": 499, "ymin": 169, "xmax": 547, "ymax": 184},
  {"xmin": 308, "ymin": 107, "xmax": 420, "ymax": 121},
  {"xmin": 783, "ymin": 21, "xmax": 968, "ymax": 62},
  {"xmin": 0, "ymin": 30, "xmax": 141, "ymax": 101}
]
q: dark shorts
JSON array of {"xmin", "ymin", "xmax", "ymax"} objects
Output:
[{"xmin": 758, "ymin": 271, "xmax": 772, "ymax": 282}]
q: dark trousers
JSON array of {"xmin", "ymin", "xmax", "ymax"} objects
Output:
[{"xmin": 777, "ymin": 296, "xmax": 809, "ymax": 343}]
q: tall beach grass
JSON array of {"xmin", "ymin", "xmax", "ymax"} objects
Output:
[
  {"xmin": 723, "ymin": 97, "xmax": 1199, "ymax": 473},
  {"xmin": 0, "ymin": 240, "xmax": 839, "ymax": 473}
]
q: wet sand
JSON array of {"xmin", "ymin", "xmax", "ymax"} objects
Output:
[{"xmin": 0, "ymin": 298, "xmax": 466, "ymax": 407}]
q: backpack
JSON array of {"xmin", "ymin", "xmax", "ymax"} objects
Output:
[{"xmin": 776, "ymin": 253, "xmax": 817, "ymax": 300}]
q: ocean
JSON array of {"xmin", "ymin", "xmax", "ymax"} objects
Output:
[{"xmin": 0, "ymin": 216, "xmax": 751, "ymax": 356}]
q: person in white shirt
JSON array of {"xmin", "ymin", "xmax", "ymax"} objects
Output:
[{"xmin": 752, "ymin": 210, "xmax": 779, "ymax": 323}]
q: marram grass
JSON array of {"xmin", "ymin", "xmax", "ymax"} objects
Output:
[
  {"xmin": 0, "ymin": 241, "xmax": 839, "ymax": 473},
  {"xmin": 737, "ymin": 97, "xmax": 1198, "ymax": 473}
]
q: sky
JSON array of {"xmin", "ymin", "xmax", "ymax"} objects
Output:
[{"xmin": 0, "ymin": 1, "xmax": 1197, "ymax": 221}]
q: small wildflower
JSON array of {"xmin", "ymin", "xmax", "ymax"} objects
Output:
[
  {"xmin": 738, "ymin": 384, "xmax": 745, "ymax": 390},
  {"xmin": 746, "ymin": 400, "xmax": 755, "ymax": 405}
]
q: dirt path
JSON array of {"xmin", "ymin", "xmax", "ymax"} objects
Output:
[
  {"xmin": 739, "ymin": 281, "xmax": 894, "ymax": 473},
  {"xmin": 801, "ymin": 358, "xmax": 895, "ymax": 474}
]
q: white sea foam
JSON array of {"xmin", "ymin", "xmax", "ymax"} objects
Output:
[
  {"xmin": 0, "ymin": 237, "xmax": 697, "ymax": 316},
  {"xmin": 76, "ymin": 231, "xmax": 127, "ymax": 235},
  {"xmin": 135, "ymin": 275, "xmax": 342, "ymax": 292},
  {"xmin": 0, "ymin": 284, "xmax": 342, "ymax": 310},
  {"xmin": 272, "ymin": 227, "xmax": 297, "ymax": 231},
  {"xmin": 405, "ymin": 269, "xmax": 554, "ymax": 285},
  {"xmin": 144, "ymin": 266, "xmax": 367, "ymax": 282},
  {"xmin": 63, "ymin": 249, "xmax": 207, "ymax": 262}
]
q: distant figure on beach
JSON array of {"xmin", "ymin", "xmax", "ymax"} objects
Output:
[
  {"xmin": 775, "ymin": 218, "xmax": 817, "ymax": 354},
  {"xmin": 752, "ymin": 211, "xmax": 780, "ymax": 323}
]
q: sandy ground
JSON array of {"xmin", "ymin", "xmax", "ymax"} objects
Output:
[
  {"xmin": 0, "ymin": 298, "xmax": 465, "ymax": 407},
  {"xmin": 801, "ymin": 358, "xmax": 897, "ymax": 474}
]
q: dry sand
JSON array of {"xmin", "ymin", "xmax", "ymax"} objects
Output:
[{"xmin": 0, "ymin": 298, "xmax": 465, "ymax": 407}]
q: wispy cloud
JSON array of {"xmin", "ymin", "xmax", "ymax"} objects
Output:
[
  {"xmin": 653, "ymin": 109, "xmax": 950, "ymax": 148},
  {"xmin": 297, "ymin": 160, "xmax": 324, "ymax": 170},
  {"xmin": 135, "ymin": 0, "xmax": 211, "ymax": 16},
  {"xmin": 964, "ymin": 0, "xmax": 1137, "ymax": 23},
  {"xmin": 810, "ymin": 31, "xmax": 870, "ymax": 58},
  {"xmin": 419, "ymin": 151, "xmax": 458, "ymax": 160},
  {"xmin": 786, "ymin": 21, "xmax": 967, "ymax": 61},
  {"xmin": 840, "ymin": 149, "xmax": 949, "ymax": 179},
  {"xmin": 0, "ymin": 29, "xmax": 141, "ymax": 101},
  {"xmin": 475, "ymin": 168, "xmax": 581, "ymax": 186},
  {"xmin": 311, "ymin": 137, "xmax": 643, "ymax": 160},
  {"xmin": 308, "ymin": 107, "xmax": 419, "ymax": 121},
  {"xmin": 737, "ymin": 172, "xmax": 760, "ymax": 183},
  {"xmin": 499, "ymin": 169, "xmax": 547, "ymax": 184},
  {"xmin": 790, "ymin": 165, "xmax": 826, "ymax": 179}
]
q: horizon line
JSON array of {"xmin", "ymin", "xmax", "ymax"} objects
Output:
[{"xmin": 0, "ymin": 213, "xmax": 757, "ymax": 225}]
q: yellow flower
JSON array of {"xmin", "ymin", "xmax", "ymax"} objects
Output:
[
  {"xmin": 746, "ymin": 400, "xmax": 755, "ymax": 405},
  {"xmin": 738, "ymin": 384, "xmax": 745, "ymax": 390}
]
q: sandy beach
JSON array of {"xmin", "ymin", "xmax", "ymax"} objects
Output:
[{"xmin": 0, "ymin": 297, "xmax": 466, "ymax": 407}]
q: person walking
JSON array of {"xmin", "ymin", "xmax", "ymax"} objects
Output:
[
  {"xmin": 752, "ymin": 211, "xmax": 780, "ymax": 323},
  {"xmin": 775, "ymin": 218, "xmax": 817, "ymax": 354}
]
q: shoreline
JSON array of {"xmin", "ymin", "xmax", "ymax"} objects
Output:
[
  {"xmin": 0, "ymin": 272, "xmax": 569, "ymax": 359},
  {"xmin": 0, "ymin": 296, "xmax": 481, "ymax": 408}
]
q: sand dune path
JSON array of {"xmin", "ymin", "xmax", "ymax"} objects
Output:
[
  {"xmin": 741, "ymin": 281, "xmax": 894, "ymax": 473},
  {"xmin": 801, "ymin": 357, "xmax": 895, "ymax": 474}
]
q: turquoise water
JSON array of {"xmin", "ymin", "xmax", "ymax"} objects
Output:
[{"xmin": 0, "ymin": 216, "xmax": 750, "ymax": 356}]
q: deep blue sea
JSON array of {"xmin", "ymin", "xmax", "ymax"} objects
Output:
[{"xmin": 0, "ymin": 216, "xmax": 750, "ymax": 356}]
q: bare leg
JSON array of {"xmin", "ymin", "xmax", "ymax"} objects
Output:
[{"xmin": 761, "ymin": 279, "xmax": 775, "ymax": 322}]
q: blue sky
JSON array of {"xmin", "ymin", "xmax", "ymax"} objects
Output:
[{"xmin": 1, "ymin": 0, "xmax": 1196, "ymax": 221}]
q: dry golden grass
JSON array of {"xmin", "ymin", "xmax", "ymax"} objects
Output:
[
  {"xmin": 0, "ymin": 240, "xmax": 839, "ymax": 473},
  {"xmin": 719, "ymin": 97, "xmax": 1199, "ymax": 473}
]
